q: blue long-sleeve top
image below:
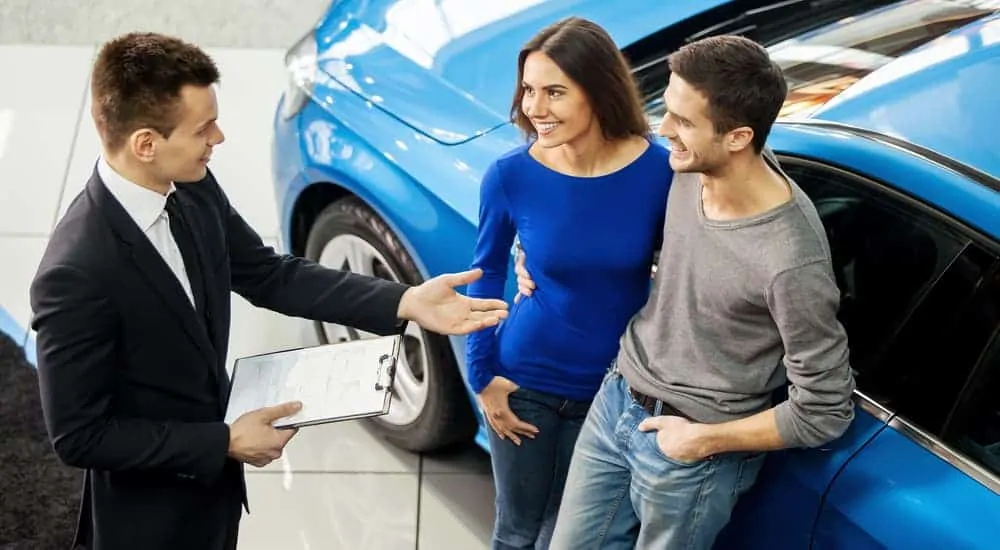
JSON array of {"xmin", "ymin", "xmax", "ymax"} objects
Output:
[{"xmin": 465, "ymin": 141, "xmax": 672, "ymax": 401}]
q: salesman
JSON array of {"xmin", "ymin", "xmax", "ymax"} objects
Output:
[{"xmin": 28, "ymin": 31, "xmax": 508, "ymax": 550}]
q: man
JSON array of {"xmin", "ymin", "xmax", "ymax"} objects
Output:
[
  {"xmin": 29, "ymin": 32, "xmax": 507, "ymax": 550},
  {"xmin": 514, "ymin": 36, "xmax": 855, "ymax": 549}
]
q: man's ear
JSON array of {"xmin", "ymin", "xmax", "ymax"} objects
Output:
[
  {"xmin": 726, "ymin": 126, "xmax": 754, "ymax": 154},
  {"xmin": 129, "ymin": 129, "xmax": 158, "ymax": 163}
]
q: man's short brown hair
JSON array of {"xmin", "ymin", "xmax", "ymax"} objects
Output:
[
  {"xmin": 91, "ymin": 32, "xmax": 220, "ymax": 151},
  {"xmin": 668, "ymin": 35, "xmax": 787, "ymax": 153}
]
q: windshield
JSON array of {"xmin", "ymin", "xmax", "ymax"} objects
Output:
[{"xmin": 636, "ymin": 0, "xmax": 1000, "ymax": 126}]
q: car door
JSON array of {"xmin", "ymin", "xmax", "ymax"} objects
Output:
[
  {"xmin": 716, "ymin": 122, "xmax": 1000, "ymax": 549},
  {"xmin": 814, "ymin": 335, "xmax": 1000, "ymax": 550},
  {"xmin": 783, "ymin": 162, "xmax": 1000, "ymax": 550},
  {"xmin": 715, "ymin": 395, "xmax": 891, "ymax": 550}
]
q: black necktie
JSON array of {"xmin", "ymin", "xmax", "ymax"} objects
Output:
[{"xmin": 164, "ymin": 193, "xmax": 207, "ymax": 317}]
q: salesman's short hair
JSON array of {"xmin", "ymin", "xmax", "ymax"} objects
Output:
[{"xmin": 90, "ymin": 32, "xmax": 220, "ymax": 151}]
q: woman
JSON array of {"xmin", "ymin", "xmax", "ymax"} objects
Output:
[{"xmin": 465, "ymin": 16, "xmax": 672, "ymax": 550}]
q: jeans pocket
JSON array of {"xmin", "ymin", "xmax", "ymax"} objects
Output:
[
  {"xmin": 733, "ymin": 452, "xmax": 767, "ymax": 496},
  {"xmin": 641, "ymin": 429, "xmax": 709, "ymax": 469},
  {"xmin": 506, "ymin": 387, "xmax": 550, "ymax": 419},
  {"xmin": 508, "ymin": 386, "xmax": 537, "ymax": 404},
  {"xmin": 507, "ymin": 388, "xmax": 527, "ymax": 413}
]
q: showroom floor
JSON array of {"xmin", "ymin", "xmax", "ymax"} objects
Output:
[{"xmin": 0, "ymin": 3, "xmax": 497, "ymax": 548}]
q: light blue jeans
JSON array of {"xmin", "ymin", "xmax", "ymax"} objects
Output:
[{"xmin": 549, "ymin": 368, "xmax": 765, "ymax": 550}]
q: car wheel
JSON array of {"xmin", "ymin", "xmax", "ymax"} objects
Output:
[{"xmin": 304, "ymin": 196, "xmax": 477, "ymax": 452}]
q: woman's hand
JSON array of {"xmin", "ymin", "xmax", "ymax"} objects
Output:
[{"xmin": 478, "ymin": 376, "xmax": 540, "ymax": 445}]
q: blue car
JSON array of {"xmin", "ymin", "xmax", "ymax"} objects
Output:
[{"xmin": 271, "ymin": 0, "xmax": 1000, "ymax": 547}]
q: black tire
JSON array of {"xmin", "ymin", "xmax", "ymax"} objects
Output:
[{"xmin": 303, "ymin": 196, "xmax": 477, "ymax": 452}]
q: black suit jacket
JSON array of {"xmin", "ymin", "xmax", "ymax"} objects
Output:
[{"xmin": 29, "ymin": 167, "xmax": 408, "ymax": 550}]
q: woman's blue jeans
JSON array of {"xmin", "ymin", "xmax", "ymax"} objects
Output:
[{"xmin": 487, "ymin": 386, "xmax": 592, "ymax": 550}]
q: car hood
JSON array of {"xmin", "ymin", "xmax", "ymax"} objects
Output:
[{"xmin": 313, "ymin": 0, "xmax": 734, "ymax": 145}]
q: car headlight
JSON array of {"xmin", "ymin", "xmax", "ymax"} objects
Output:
[{"xmin": 281, "ymin": 30, "xmax": 319, "ymax": 120}]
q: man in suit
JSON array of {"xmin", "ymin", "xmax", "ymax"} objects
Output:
[{"xmin": 29, "ymin": 32, "xmax": 508, "ymax": 550}]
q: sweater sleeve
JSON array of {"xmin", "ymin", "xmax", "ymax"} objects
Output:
[
  {"xmin": 465, "ymin": 160, "xmax": 517, "ymax": 394},
  {"xmin": 767, "ymin": 260, "xmax": 856, "ymax": 448}
]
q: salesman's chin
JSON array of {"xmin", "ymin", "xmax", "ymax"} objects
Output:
[{"xmin": 179, "ymin": 166, "xmax": 209, "ymax": 183}]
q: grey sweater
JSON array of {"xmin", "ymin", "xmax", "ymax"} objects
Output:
[{"xmin": 617, "ymin": 166, "xmax": 856, "ymax": 449}]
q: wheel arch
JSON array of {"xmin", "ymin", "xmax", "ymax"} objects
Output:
[
  {"xmin": 288, "ymin": 181, "xmax": 351, "ymax": 257},
  {"xmin": 288, "ymin": 178, "xmax": 437, "ymax": 283}
]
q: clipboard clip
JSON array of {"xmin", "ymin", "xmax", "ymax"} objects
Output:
[{"xmin": 375, "ymin": 353, "xmax": 396, "ymax": 391}]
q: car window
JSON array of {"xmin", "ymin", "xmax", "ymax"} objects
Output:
[
  {"xmin": 781, "ymin": 158, "xmax": 998, "ymax": 434},
  {"xmin": 942, "ymin": 271, "xmax": 1000, "ymax": 479},
  {"xmin": 871, "ymin": 241, "xmax": 998, "ymax": 433},
  {"xmin": 629, "ymin": 0, "xmax": 998, "ymax": 126}
]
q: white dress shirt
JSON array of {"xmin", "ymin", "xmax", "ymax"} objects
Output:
[{"xmin": 98, "ymin": 157, "xmax": 196, "ymax": 307}]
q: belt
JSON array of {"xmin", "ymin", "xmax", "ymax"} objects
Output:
[{"xmin": 628, "ymin": 387, "xmax": 691, "ymax": 421}]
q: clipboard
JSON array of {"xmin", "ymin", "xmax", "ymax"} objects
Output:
[{"xmin": 223, "ymin": 335, "xmax": 401, "ymax": 429}]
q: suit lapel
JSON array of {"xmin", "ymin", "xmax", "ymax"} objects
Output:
[{"xmin": 86, "ymin": 169, "xmax": 219, "ymax": 376}]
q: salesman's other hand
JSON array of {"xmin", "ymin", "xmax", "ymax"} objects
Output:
[
  {"xmin": 228, "ymin": 401, "xmax": 302, "ymax": 468},
  {"xmin": 397, "ymin": 268, "xmax": 508, "ymax": 335}
]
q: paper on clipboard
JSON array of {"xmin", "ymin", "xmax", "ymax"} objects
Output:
[{"xmin": 224, "ymin": 335, "xmax": 401, "ymax": 429}]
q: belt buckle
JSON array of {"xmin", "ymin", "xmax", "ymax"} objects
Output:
[
  {"xmin": 629, "ymin": 387, "xmax": 657, "ymax": 415},
  {"xmin": 629, "ymin": 387, "xmax": 689, "ymax": 420}
]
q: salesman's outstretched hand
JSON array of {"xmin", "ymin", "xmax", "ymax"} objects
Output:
[{"xmin": 398, "ymin": 268, "xmax": 508, "ymax": 335}]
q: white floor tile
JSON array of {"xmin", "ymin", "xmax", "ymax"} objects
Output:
[
  {"xmin": 248, "ymin": 420, "xmax": 419, "ymax": 475},
  {"xmin": 419, "ymin": 474, "xmax": 495, "ymax": 550},
  {"xmin": 422, "ymin": 444, "xmax": 493, "ymax": 475},
  {"xmin": 238, "ymin": 472, "xmax": 418, "ymax": 550},
  {"xmin": 0, "ymin": 45, "xmax": 94, "ymax": 235},
  {"xmin": 206, "ymin": 48, "xmax": 286, "ymax": 240},
  {"xmin": 0, "ymin": 236, "xmax": 49, "ymax": 336}
]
